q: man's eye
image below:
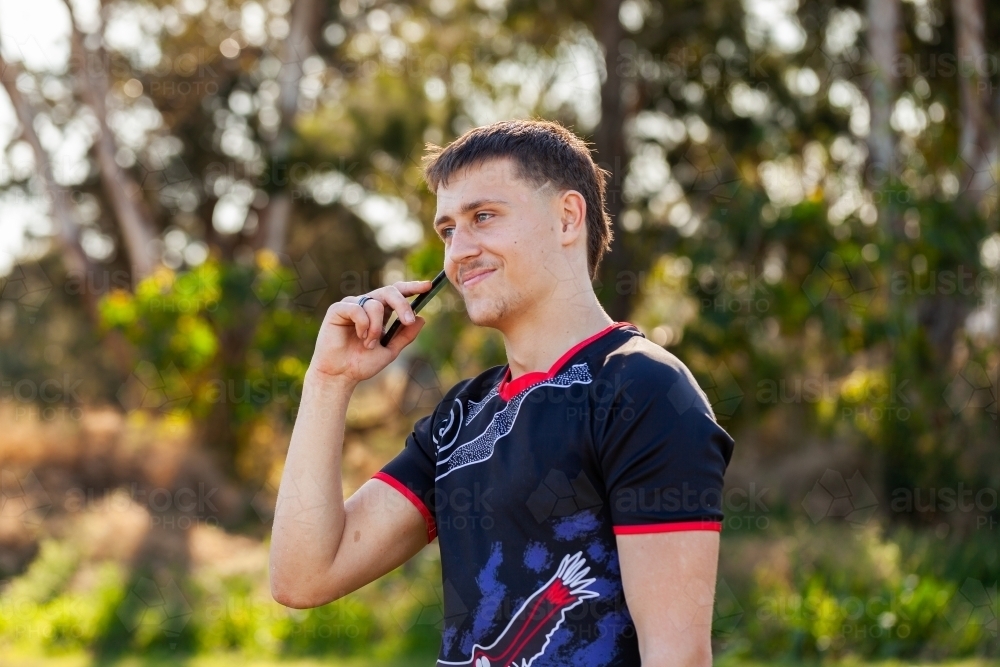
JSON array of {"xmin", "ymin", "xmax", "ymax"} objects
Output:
[
  {"xmin": 476, "ymin": 212, "xmax": 492, "ymax": 222},
  {"xmin": 441, "ymin": 227, "xmax": 454, "ymax": 239}
]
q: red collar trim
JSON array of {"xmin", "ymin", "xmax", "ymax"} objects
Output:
[{"xmin": 497, "ymin": 321, "xmax": 636, "ymax": 401}]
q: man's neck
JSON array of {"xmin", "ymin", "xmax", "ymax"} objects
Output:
[{"xmin": 500, "ymin": 292, "xmax": 615, "ymax": 381}]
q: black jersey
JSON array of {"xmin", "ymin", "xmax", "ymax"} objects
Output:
[{"xmin": 375, "ymin": 322, "xmax": 735, "ymax": 666}]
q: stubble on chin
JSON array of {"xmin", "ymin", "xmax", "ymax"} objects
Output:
[
  {"xmin": 465, "ymin": 287, "xmax": 522, "ymax": 328},
  {"xmin": 466, "ymin": 296, "xmax": 507, "ymax": 327}
]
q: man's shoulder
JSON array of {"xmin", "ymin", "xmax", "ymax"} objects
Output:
[
  {"xmin": 596, "ymin": 328, "xmax": 694, "ymax": 380},
  {"xmin": 596, "ymin": 331, "xmax": 717, "ymax": 420}
]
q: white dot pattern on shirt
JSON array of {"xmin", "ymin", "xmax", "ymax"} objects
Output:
[
  {"xmin": 465, "ymin": 385, "xmax": 499, "ymax": 425},
  {"xmin": 435, "ymin": 363, "xmax": 592, "ymax": 481}
]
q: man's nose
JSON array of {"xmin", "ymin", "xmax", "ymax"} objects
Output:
[{"xmin": 446, "ymin": 224, "xmax": 481, "ymax": 265}]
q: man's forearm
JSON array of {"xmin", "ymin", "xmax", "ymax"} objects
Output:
[{"xmin": 270, "ymin": 369, "xmax": 356, "ymax": 605}]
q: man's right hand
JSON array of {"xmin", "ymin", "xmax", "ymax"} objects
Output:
[
  {"xmin": 309, "ymin": 279, "xmax": 433, "ymax": 384},
  {"xmin": 270, "ymin": 279, "xmax": 436, "ymax": 609}
]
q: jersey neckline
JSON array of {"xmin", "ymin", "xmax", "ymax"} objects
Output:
[{"xmin": 496, "ymin": 321, "xmax": 637, "ymax": 401}]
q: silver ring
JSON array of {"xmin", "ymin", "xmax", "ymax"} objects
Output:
[{"xmin": 357, "ymin": 295, "xmax": 373, "ymax": 308}]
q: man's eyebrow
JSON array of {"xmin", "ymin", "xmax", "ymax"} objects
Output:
[{"xmin": 433, "ymin": 198, "xmax": 510, "ymax": 230}]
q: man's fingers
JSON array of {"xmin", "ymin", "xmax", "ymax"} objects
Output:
[
  {"xmin": 331, "ymin": 278, "xmax": 434, "ymax": 349},
  {"xmin": 394, "ymin": 279, "xmax": 434, "ymax": 297},
  {"xmin": 386, "ymin": 316, "xmax": 425, "ymax": 355},
  {"xmin": 358, "ymin": 298, "xmax": 385, "ymax": 348},
  {"xmin": 328, "ymin": 301, "xmax": 370, "ymax": 339},
  {"xmin": 377, "ymin": 285, "xmax": 417, "ymax": 325}
]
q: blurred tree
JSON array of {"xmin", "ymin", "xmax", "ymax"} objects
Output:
[{"xmin": 0, "ymin": 0, "xmax": 996, "ymax": 512}]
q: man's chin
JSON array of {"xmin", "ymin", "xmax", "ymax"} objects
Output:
[
  {"xmin": 464, "ymin": 298, "xmax": 508, "ymax": 328},
  {"xmin": 466, "ymin": 308, "xmax": 500, "ymax": 328}
]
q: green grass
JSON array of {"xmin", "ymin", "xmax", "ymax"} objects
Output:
[
  {"xmin": 0, "ymin": 655, "xmax": 430, "ymax": 667},
  {"xmin": 714, "ymin": 661, "xmax": 999, "ymax": 667},
  {"xmin": 3, "ymin": 655, "xmax": 998, "ymax": 667}
]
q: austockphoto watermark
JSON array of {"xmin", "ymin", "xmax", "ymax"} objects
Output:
[
  {"xmin": 118, "ymin": 370, "xmax": 319, "ymax": 415},
  {"xmin": 565, "ymin": 404, "xmax": 637, "ymax": 423},
  {"xmin": 0, "ymin": 622, "xmax": 86, "ymax": 643},
  {"xmin": 615, "ymin": 46, "xmax": 775, "ymax": 83},
  {"xmin": 205, "ymin": 595, "xmax": 365, "ymax": 633},
  {"xmin": 64, "ymin": 268, "xmax": 221, "ymax": 312},
  {"xmin": 4, "ymin": 261, "xmax": 306, "ymax": 312},
  {"xmin": 346, "ymin": 477, "xmax": 497, "ymax": 529},
  {"xmin": 756, "ymin": 374, "xmax": 912, "ymax": 420},
  {"xmin": 147, "ymin": 79, "xmax": 220, "ymax": 97},
  {"xmin": 203, "ymin": 377, "xmax": 305, "ymax": 405},
  {"xmin": 618, "ymin": 45, "xmax": 999, "ymax": 85},
  {"xmin": 890, "ymin": 485, "xmax": 998, "ymax": 529},
  {"xmin": 205, "ymin": 157, "xmax": 361, "ymax": 191},
  {"xmin": 610, "ymin": 266, "xmax": 772, "ymax": 315},
  {"xmin": 757, "ymin": 589, "xmax": 918, "ymax": 640},
  {"xmin": 424, "ymin": 483, "xmax": 496, "ymax": 532},
  {"xmin": 5, "ymin": 263, "xmax": 214, "ymax": 311},
  {"xmin": 71, "ymin": 45, "xmax": 222, "ymax": 82},
  {"xmin": 337, "ymin": 269, "xmax": 454, "ymax": 297},
  {"xmin": 890, "ymin": 266, "xmax": 997, "ymax": 299},
  {"xmin": 335, "ymin": 271, "xmax": 466, "ymax": 316},
  {"xmin": 280, "ymin": 623, "xmax": 363, "ymax": 639},
  {"xmin": 63, "ymin": 484, "xmax": 221, "ymax": 526},
  {"xmin": 311, "ymin": 49, "xmax": 461, "ymax": 82},
  {"xmin": 613, "ymin": 482, "xmax": 771, "ymax": 530},
  {"xmin": 0, "ymin": 597, "xmax": 94, "ymax": 641},
  {"xmin": 0, "ymin": 376, "xmax": 85, "ymax": 421},
  {"xmin": 0, "ymin": 35, "xmax": 220, "ymax": 81},
  {"xmin": 528, "ymin": 373, "xmax": 637, "ymax": 406},
  {"xmin": 889, "ymin": 51, "xmax": 1000, "ymax": 82},
  {"xmin": 839, "ymin": 405, "xmax": 912, "ymax": 422}
]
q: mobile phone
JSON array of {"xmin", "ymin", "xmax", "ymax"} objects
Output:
[{"xmin": 379, "ymin": 269, "xmax": 448, "ymax": 346}]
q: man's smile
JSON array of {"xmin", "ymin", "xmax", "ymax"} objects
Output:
[{"xmin": 460, "ymin": 267, "xmax": 497, "ymax": 288}]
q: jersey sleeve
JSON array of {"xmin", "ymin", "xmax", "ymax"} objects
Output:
[
  {"xmin": 374, "ymin": 410, "xmax": 439, "ymax": 543},
  {"xmin": 374, "ymin": 379, "xmax": 473, "ymax": 544},
  {"xmin": 593, "ymin": 349, "xmax": 735, "ymax": 535}
]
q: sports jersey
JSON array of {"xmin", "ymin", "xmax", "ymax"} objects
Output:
[{"xmin": 375, "ymin": 321, "xmax": 735, "ymax": 666}]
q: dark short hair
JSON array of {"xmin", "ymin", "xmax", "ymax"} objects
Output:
[{"xmin": 422, "ymin": 119, "xmax": 613, "ymax": 279}]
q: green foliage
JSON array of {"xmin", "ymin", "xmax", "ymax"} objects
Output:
[
  {"xmin": 0, "ymin": 550, "xmax": 126, "ymax": 654},
  {"xmin": 4, "ymin": 541, "xmax": 81, "ymax": 606},
  {"xmin": 647, "ymin": 193, "xmax": 999, "ymax": 523},
  {"xmin": 0, "ymin": 0, "xmax": 996, "ymax": 662},
  {"xmin": 716, "ymin": 525, "xmax": 999, "ymax": 661},
  {"xmin": 0, "ymin": 543, "xmax": 444, "ymax": 660},
  {"xmin": 3, "ymin": 527, "xmax": 994, "ymax": 661},
  {"xmin": 98, "ymin": 256, "xmax": 321, "ymax": 476}
]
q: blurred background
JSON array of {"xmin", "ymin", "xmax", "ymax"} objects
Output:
[{"xmin": 0, "ymin": 0, "xmax": 997, "ymax": 664}]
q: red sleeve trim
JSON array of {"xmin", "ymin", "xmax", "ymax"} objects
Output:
[
  {"xmin": 613, "ymin": 520, "xmax": 722, "ymax": 535},
  {"xmin": 372, "ymin": 471, "xmax": 437, "ymax": 543}
]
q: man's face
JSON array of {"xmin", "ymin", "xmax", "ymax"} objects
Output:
[{"xmin": 434, "ymin": 158, "xmax": 568, "ymax": 328}]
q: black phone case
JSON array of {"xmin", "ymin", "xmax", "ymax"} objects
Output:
[{"xmin": 379, "ymin": 269, "xmax": 448, "ymax": 346}]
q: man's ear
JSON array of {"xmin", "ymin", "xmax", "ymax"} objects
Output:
[{"xmin": 559, "ymin": 190, "xmax": 587, "ymax": 242}]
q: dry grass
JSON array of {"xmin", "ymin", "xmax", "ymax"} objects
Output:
[
  {"xmin": 0, "ymin": 404, "xmax": 254, "ymax": 579},
  {"xmin": 0, "ymin": 382, "xmax": 419, "ymax": 581}
]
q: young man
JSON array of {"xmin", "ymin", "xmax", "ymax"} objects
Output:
[{"xmin": 270, "ymin": 120, "xmax": 735, "ymax": 666}]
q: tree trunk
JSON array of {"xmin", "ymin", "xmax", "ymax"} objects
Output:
[
  {"xmin": 252, "ymin": 0, "xmax": 324, "ymax": 255},
  {"xmin": 0, "ymin": 49, "xmax": 135, "ymax": 373},
  {"xmin": 61, "ymin": 0, "xmax": 159, "ymax": 282},
  {"xmin": 953, "ymin": 0, "xmax": 996, "ymax": 210},
  {"xmin": 592, "ymin": 0, "xmax": 632, "ymax": 322},
  {"xmin": 866, "ymin": 0, "xmax": 902, "ymax": 239},
  {"xmin": 0, "ymin": 54, "xmax": 94, "ymax": 316},
  {"xmin": 203, "ymin": 0, "xmax": 324, "ymax": 479}
]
